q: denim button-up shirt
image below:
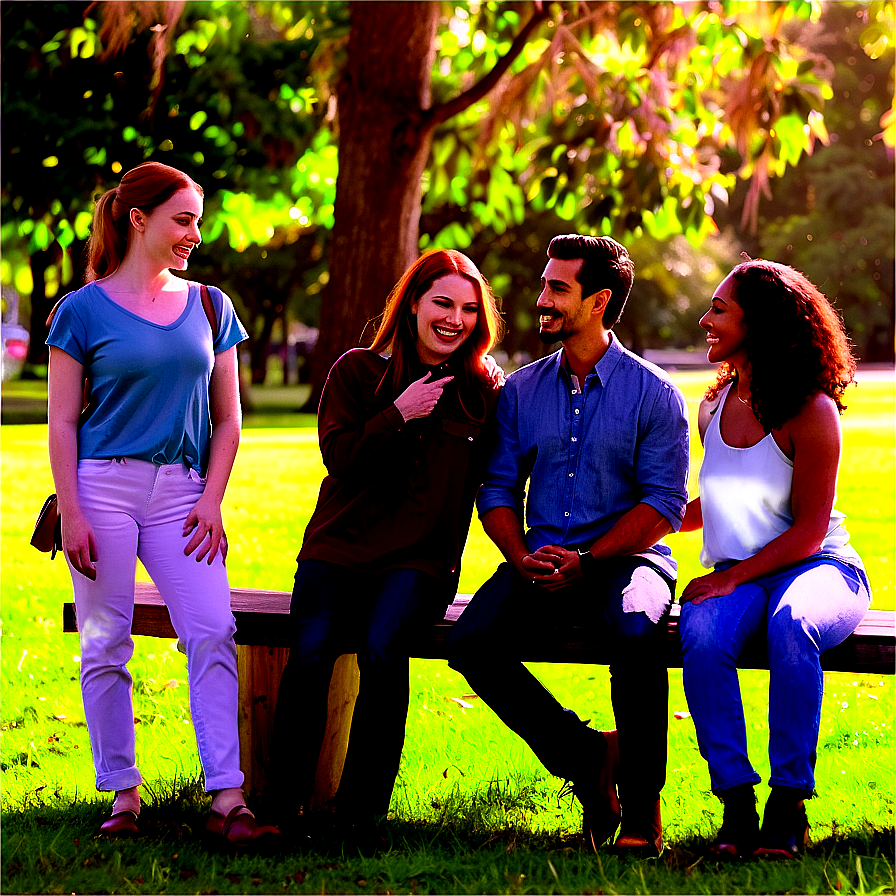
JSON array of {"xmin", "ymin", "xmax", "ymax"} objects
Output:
[{"xmin": 477, "ymin": 334, "xmax": 689, "ymax": 577}]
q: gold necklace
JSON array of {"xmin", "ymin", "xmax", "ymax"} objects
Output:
[{"xmin": 736, "ymin": 392, "xmax": 752, "ymax": 408}]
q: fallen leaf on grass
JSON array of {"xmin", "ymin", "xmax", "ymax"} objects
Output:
[{"xmin": 446, "ymin": 696, "xmax": 475, "ymax": 709}]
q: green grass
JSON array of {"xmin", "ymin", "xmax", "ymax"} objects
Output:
[{"xmin": 1, "ymin": 373, "xmax": 893, "ymax": 893}]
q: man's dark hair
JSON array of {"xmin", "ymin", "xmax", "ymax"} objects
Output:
[{"xmin": 547, "ymin": 234, "xmax": 635, "ymax": 328}]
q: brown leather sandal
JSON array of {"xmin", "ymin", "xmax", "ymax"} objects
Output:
[
  {"xmin": 205, "ymin": 806, "xmax": 281, "ymax": 847},
  {"xmin": 99, "ymin": 810, "xmax": 139, "ymax": 837}
]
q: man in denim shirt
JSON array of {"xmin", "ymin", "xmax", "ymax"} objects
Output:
[{"xmin": 448, "ymin": 235, "xmax": 689, "ymax": 857}]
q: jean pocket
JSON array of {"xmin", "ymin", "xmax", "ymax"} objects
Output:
[{"xmin": 78, "ymin": 458, "xmax": 118, "ymax": 474}]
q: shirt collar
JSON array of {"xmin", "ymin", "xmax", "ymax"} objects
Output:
[{"xmin": 556, "ymin": 332, "xmax": 624, "ymax": 387}]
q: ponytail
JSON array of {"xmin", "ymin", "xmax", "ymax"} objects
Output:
[{"xmin": 85, "ymin": 188, "xmax": 129, "ymax": 282}]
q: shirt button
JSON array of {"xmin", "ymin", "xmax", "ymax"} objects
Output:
[
  {"xmin": 571, "ymin": 437, "xmax": 577, "ymax": 442},
  {"xmin": 569, "ymin": 473, "xmax": 574, "ymax": 477},
  {"xmin": 564, "ymin": 512, "xmax": 570, "ymax": 517},
  {"xmin": 571, "ymin": 389, "xmax": 577, "ymax": 394},
  {"xmin": 574, "ymin": 408, "xmax": 580, "ymax": 414}
]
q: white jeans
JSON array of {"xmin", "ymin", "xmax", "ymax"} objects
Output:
[{"xmin": 69, "ymin": 458, "xmax": 243, "ymax": 793}]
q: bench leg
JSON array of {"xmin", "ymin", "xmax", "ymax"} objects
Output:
[
  {"xmin": 236, "ymin": 646, "xmax": 360, "ymax": 808},
  {"xmin": 311, "ymin": 653, "xmax": 361, "ymax": 810}
]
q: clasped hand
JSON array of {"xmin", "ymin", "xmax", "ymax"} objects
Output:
[{"xmin": 520, "ymin": 545, "xmax": 581, "ymax": 591}]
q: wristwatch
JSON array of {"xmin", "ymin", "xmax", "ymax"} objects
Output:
[{"xmin": 577, "ymin": 548, "xmax": 598, "ymax": 577}]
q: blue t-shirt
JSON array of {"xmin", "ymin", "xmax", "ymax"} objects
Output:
[{"xmin": 47, "ymin": 281, "xmax": 248, "ymax": 476}]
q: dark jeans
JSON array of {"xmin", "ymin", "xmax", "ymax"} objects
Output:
[
  {"xmin": 270, "ymin": 560, "xmax": 453, "ymax": 819},
  {"xmin": 447, "ymin": 558, "xmax": 671, "ymax": 808}
]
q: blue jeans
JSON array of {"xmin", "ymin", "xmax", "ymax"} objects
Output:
[
  {"xmin": 447, "ymin": 558, "xmax": 673, "ymax": 807},
  {"xmin": 270, "ymin": 560, "xmax": 453, "ymax": 817},
  {"xmin": 680, "ymin": 556, "xmax": 871, "ymax": 796}
]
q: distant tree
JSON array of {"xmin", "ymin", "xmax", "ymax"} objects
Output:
[
  {"xmin": 714, "ymin": 0, "xmax": 895, "ymax": 362},
  {"xmin": 1, "ymin": 0, "xmax": 338, "ymax": 380}
]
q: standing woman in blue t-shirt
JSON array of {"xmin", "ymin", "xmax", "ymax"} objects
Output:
[
  {"xmin": 47, "ymin": 162, "xmax": 278, "ymax": 846},
  {"xmin": 678, "ymin": 259, "xmax": 871, "ymax": 860}
]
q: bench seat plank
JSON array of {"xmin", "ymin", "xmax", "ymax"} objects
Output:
[{"xmin": 62, "ymin": 583, "xmax": 895, "ymax": 674}]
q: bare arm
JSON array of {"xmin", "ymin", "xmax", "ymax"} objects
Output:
[
  {"xmin": 486, "ymin": 501, "xmax": 673, "ymax": 593},
  {"xmin": 183, "ymin": 346, "xmax": 241, "ymax": 563},
  {"xmin": 47, "ymin": 346, "xmax": 97, "ymax": 580},
  {"xmin": 681, "ymin": 394, "xmax": 841, "ymax": 604},
  {"xmin": 480, "ymin": 505, "xmax": 556, "ymax": 581},
  {"xmin": 531, "ymin": 503, "xmax": 673, "ymax": 591},
  {"xmin": 679, "ymin": 496, "xmax": 702, "ymax": 532},
  {"xmin": 677, "ymin": 394, "xmax": 718, "ymax": 534}
]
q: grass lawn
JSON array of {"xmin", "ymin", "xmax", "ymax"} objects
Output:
[{"xmin": 1, "ymin": 372, "xmax": 893, "ymax": 894}]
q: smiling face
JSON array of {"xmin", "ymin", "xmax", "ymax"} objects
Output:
[
  {"xmin": 411, "ymin": 274, "xmax": 480, "ymax": 365},
  {"xmin": 134, "ymin": 187, "xmax": 203, "ymax": 273},
  {"xmin": 536, "ymin": 257, "xmax": 600, "ymax": 344},
  {"xmin": 699, "ymin": 272, "xmax": 748, "ymax": 367}
]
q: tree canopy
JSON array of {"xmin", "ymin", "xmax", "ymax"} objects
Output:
[{"xmin": 2, "ymin": 0, "xmax": 893, "ymax": 389}]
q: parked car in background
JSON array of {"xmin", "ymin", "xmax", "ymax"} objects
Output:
[{"xmin": 1, "ymin": 321, "xmax": 29, "ymax": 381}]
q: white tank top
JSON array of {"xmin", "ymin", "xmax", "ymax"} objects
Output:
[{"xmin": 699, "ymin": 384, "xmax": 863, "ymax": 570}]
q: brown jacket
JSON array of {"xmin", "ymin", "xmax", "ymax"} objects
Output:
[{"xmin": 298, "ymin": 348, "xmax": 500, "ymax": 582}]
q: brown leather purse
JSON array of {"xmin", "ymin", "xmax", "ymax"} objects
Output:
[{"xmin": 31, "ymin": 494, "xmax": 62, "ymax": 558}]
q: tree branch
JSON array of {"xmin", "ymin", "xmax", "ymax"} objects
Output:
[{"xmin": 424, "ymin": 4, "xmax": 552, "ymax": 130}]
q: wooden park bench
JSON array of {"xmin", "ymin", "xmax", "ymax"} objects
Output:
[{"xmin": 64, "ymin": 583, "xmax": 895, "ymax": 805}]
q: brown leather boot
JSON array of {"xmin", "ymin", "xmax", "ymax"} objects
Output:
[
  {"xmin": 574, "ymin": 729, "xmax": 621, "ymax": 851},
  {"xmin": 710, "ymin": 784, "xmax": 759, "ymax": 860},
  {"xmin": 615, "ymin": 797, "xmax": 663, "ymax": 857},
  {"xmin": 753, "ymin": 787, "xmax": 810, "ymax": 859}
]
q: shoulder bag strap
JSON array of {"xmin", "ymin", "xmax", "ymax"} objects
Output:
[{"xmin": 199, "ymin": 283, "xmax": 218, "ymax": 339}]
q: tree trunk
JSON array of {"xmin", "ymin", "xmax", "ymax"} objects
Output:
[
  {"xmin": 28, "ymin": 246, "xmax": 59, "ymax": 366},
  {"xmin": 304, "ymin": 1, "xmax": 439, "ymax": 410}
]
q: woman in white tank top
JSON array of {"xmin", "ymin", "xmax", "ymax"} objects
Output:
[{"xmin": 677, "ymin": 259, "xmax": 871, "ymax": 861}]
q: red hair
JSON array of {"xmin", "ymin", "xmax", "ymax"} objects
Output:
[
  {"xmin": 85, "ymin": 162, "xmax": 203, "ymax": 281},
  {"xmin": 368, "ymin": 250, "xmax": 503, "ymax": 419}
]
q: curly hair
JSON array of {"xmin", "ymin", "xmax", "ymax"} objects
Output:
[{"xmin": 706, "ymin": 259, "xmax": 857, "ymax": 431}]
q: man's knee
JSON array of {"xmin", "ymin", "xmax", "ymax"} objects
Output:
[{"xmin": 446, "ymin": 563, "xmax": 520, "ymax": 656}]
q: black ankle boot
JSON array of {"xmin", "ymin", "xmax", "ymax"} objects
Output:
[
  {"xmin": 709, "ymin": 784, "xmax": 759, "ymax": 859},
  {"xmin": 754, "ymin": 787, "xmax": 810, "ymax": 859}
]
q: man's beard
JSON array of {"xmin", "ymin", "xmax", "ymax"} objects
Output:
[{"xmin": 538, "ymin": 315, "xmax": 570, "ymax": 345}]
